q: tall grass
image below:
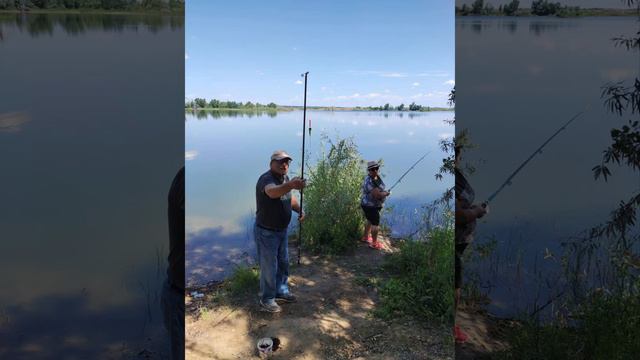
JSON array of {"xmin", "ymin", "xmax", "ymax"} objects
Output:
[
  {"xmin": 302, "ymin": 135, "xmax": 365, "ymax": 254},
  {"xmin": 226, "ymin": 266, "xmax": 259, "ymax": 297},
  {"xmin": 377, "ymin": 209, "xmax": 454, "ymax": 323},
  {"xmin": 495, "ymin": 222, "xmax": 640, "ymax": 357},
  {"xmin": 496, "ymin": 291, "xmax": 640, "ymax": 359}
]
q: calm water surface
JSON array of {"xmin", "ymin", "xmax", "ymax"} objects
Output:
[
  {"xmin": 457, "ymin": 16, "xmax": 639, "ymax": 317},
  {"xmin": 185, "ymin": 110, "xmax": 454, "ymax": 286},
  {"xmin": 0, "ymin": 13, "xmax": 183, "ymax": 357}
]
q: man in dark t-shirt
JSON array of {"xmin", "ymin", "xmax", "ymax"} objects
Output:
[
  {"xmin": 162, "ymin": 166, "xmax": 185, "ymax": 359},
  {"xmin": 254, "ymin": 150, "xmax": 306, "ymax": 313}
]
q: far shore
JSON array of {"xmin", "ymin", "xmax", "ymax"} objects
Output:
[
  {"xmin": 456, "ymin": 8, "xmax": 638, "ymax": 17},
  {"xmin": 0, "ymin": 9, "xmax": 183, "ymax": 16},
  {"xmin": 186, "ymin": 107, "xmax": 454, "ymax": 112}
]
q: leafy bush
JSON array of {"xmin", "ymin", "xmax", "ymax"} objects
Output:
[
  {"xmin": 226, "ymin": 266, "xmax": 259, "ymax": 297},
  {"xmin": 302, "ymin": 135, "xmax": 365, "ymax": 254},
  {"xmin": 377, "ymin": 221, "xmax": 454, "ymax": 323},
  {"xmin": 497, "ymin": 292, "xmax": 640, "ymax": 359}
]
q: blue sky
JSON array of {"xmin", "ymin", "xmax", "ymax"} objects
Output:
[{"xmin": 186, "ymin": 0, "xmax": 454, "ymax": 108}]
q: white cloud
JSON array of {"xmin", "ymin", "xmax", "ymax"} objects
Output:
[
  {"xmin": 384, "ymin": 139, "xmax": 400, "ymax": 144},
  {"xmin": 295, "ymin": 80, "xmax": 303, "ymax": 85},
  {"xmin": 185, "ymin": 53, "xmax": 189, "ymax": 60},
  {"xmin": 381, "ymin": 72, "xmax": 408, "ymax": 78},
  {"xmin": 412, "ymin": 82, "xmax": 421, "ymax": 87},
  {"xmin": 347, "ymin": 70, "xmax": 408, "ymax": 78},
  {"xmin": 408, "ymin": 131, "xmax": 415, "ymax": 136},
  {"xmin": 444, "ymin": 80, "xmax": 455, "ymax": 86},
  {"xmin": 439, "ymin": 133, "xmax": 454, "ymax": 139},
  {"xmin": 411, "ymin": 91, "xmax": 450, "ymax": 99},
  {"xmin": 296, "ymin": 131, "xmax": 303, "ymax": 137},
  {"xmin": 185, "ymin": 150, "xmax": 198, "ymax": 161},
  {"xmin": 321, "ymin": 86, "xmax": 327, "ymax": 91},
  {"xmin": 417, "ymin": 71, "xmax": 449, "ymax": 77}
]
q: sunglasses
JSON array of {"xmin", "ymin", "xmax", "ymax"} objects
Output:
[
  {"xmin": 276, "ymin": 159, "xmax": 291, "ymax": 165},
  {"xmin": 368, "ymin": 167, "xmax": 379, "ymax": 171}
]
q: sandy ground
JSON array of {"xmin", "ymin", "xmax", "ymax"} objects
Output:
[
  {"xmin": 185, "ymin": 237, "xmax": 453, "ymax": 360},
  {"xmin": 455, "ymin": 306, "xmax": 514, "ymax": 359}
]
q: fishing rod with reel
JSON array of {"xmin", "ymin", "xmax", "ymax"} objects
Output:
[
  {"xmin": 386, "ymin": 151, "xmax": 431, "ymax": 193},
  {"xmin": 298, "ymin": 72, "xmax": 309, "ymax": 265},
  {"xmin": 481, "ymin": 106, "xmax": 590, "ymax": 207}
]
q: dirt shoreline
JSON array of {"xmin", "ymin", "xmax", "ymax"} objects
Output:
[{"xmin": 185, "ymin": 237, "xmax": 453, "ymax": 360}]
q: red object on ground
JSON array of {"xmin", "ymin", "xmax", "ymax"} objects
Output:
[
  {"xmin": 454, "ymin": 325, "xmax": 468, "ymax": 343},
  {"xmin": 368, "ymin": 241, "xmax": 383, "ymax": 250},
  {"xmin": 360, "ymin": 236, "xmax": 373, "ymax": 243}
]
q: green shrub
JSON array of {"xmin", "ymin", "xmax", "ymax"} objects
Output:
[
  {"xmin": 377, "ymin": 223, "xmax": 454, "ymax": 323},
  {"xmin": 302, "ymin": 135, "xmax": 365, "ymax": 254},
  {"xmin": 226, "ymin": 266, "xmax": 259, "ymax": 297},
  {"xmin": 497, "ymin": 293, "xmax": 640, "ymax": 359}
]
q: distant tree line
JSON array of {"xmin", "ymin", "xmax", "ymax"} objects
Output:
[
  {"xmin": 185, "ymin": 98, "xmax": 450, "ymax": 112},
  {"xmin": 0, "ymin": 12, "xmax": 183, "ymax": 36},
  {"xmin": 0, "ymin": 0, "xmax": 184, "ymax": 11},
  {"xmin": 360, "ymin": 102, "xmax": 444, "ymax": 112},
  {"xmin": 456, "ymin": 0, "xmax": 581, "ymax": 17},
  {"xmin": 186, "ymin": 98, "xmax": 277, "ymax": 110}
]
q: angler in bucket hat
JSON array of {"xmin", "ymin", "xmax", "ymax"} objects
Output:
[
  {"xmin": 360, "ymin": 160, "xmax": 391, "ymax": 250},
  {"xmin": 454, "ymin": 144, "xmax": 489, "ymax": 343}
]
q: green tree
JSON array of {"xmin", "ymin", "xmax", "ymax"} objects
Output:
[
  {"xmin": 194, "ymin": 98, "xmax": 207, "ymax": 109},
  {"xmin": 592, "ymin": 0, "xmax": 640, "ymax": 240},
  {"xmin": 471, "ymin": 0, "xmax": 484, "ymax": 14},
  {"xmin": 482, "ymin": 2, "xmax": 494, "ymax": 15},
  {"xmin": 503, "ymin": 0, "xmax": 519, "ymax": 16},
  {"xmin": 267, "ymin": 102, "xmax": 277, "ymax": 109},
  {"xmin": 397, "ymin": 103, "xmax": 405, "ymax": 111},
  {"xmin": 208, "ymin": 99, "xmax": 220, "ymax": 108},
  {"xmin": 383, "ymin": 103, "xmax": 390, "ymax": 111},
  {"xmin": 460, "ymin": 3, "xmax": 470, "ymax": 15},
  {"xmin": 409, "ymin": 102, "xmax": 422, "ymax": 111},
  {"xmin": 531, "ymin": 0, "xmax": 561, "ymax": 16}
]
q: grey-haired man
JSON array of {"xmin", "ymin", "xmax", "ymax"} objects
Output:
[{"xmin": 254, "ymin": 150, "xmax": 306, "ymax": 312}]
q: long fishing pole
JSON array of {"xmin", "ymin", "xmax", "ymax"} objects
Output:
[
  {"xmin": 298, "ymin": 72, "xmax": 309, "ymax": 265},
  {"xmin": 387, "ymin": 151, "xmax": 431, "ymax": 192},
  {"xmin": 484, "ymin": 107, "xmax": 589, "ymax": 204}
]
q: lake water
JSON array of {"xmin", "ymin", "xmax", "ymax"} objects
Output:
[
  {"xmin": 185, "ymin": 109, "xmax": 454, "ymax": 286},
  {"xmin": 457, "ymin": 16, "xmax": 639, "ymax": 317},
  {"xmin": 0, "ymin": 13, "xmax": 183, "ymax": 357}
]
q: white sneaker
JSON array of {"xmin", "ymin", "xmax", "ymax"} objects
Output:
[{"xmin": 260, "ymin": 299, "xmax": 282, "ymax": 313}]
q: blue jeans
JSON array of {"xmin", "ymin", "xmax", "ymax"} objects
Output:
[
  {"xmin": 161, "ymin": 279, "xmax": 185, "ymax": 360},
  {"xmin": 254, "ymin": 223, "xmax": 290, "ymax": 303}
]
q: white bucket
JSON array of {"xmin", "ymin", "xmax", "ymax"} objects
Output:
[{"xmin": 257, "ymin": 337, "xmax": 273, "ymax": 358}]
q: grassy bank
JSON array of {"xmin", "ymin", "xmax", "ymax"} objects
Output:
[
  {"xmin": 495, "ymin": 292, "xmax": 640, "ymax": 359},
  {"xmin": 377, "ymin": 225, "xmax": 454, "ymax": 323}
]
